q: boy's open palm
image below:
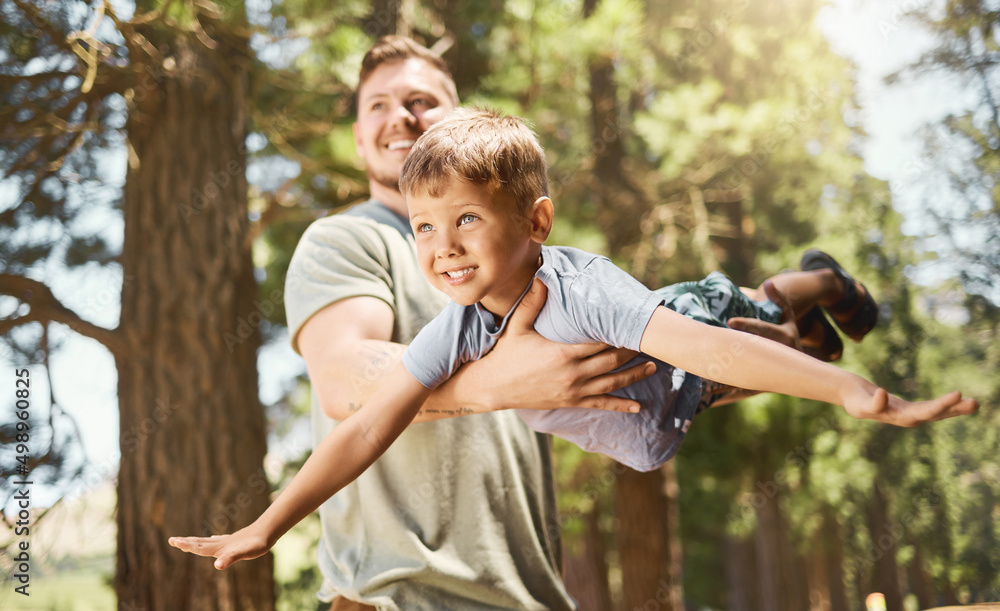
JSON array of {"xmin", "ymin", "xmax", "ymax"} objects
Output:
[
  {"xmin": 842, "ymin": 386, "xmax": 980, "ymax": 428},
  {"xmin": 169, "ymin": 528, "xmax": 270, "ymax": 570}
]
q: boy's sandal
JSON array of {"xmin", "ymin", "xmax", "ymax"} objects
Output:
[
  {"xmin": 799, "ymin": 249, "xmax": 879, "ymax": 342},
  {"xmin": 799, "ymin": 306, "xmax": 843, "ymax": 362}
]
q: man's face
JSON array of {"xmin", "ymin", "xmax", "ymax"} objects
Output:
[{"xmin": 354, "ymin": 58, "xmax": 457, "ymax": 192}]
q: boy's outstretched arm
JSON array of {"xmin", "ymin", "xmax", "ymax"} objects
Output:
[
  {"xmin": 639, "ymin": 306, "xmax": 979, "ymax": 427},
  {"xmin": 169, "ymin": 364, "xmax": 432, "ymax": 569}
]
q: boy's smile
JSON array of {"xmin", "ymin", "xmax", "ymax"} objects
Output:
[{"xmin": 408, "ymin": 179, "xmax": 547, "ymax": 318}]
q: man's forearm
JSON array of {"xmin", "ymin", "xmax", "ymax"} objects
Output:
[{"xmin": 315, "ymin": 339, "xmax": 493, "ymax": 422}]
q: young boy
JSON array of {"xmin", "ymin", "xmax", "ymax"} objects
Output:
[{"xmin": 169, "ymin": 108, "xmax": 978, "ymax": 570}]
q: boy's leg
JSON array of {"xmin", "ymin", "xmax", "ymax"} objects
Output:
[
  {"xmin": 740, "ymin": 268, "xmax": 844, "ymax": 324},
  {"xmin": 736, "ymin": 273, "xmax": 844, "ymax": 362},
  {"xmin": 743, "ymin": 256, "xmax": 877, "ymax": 344}
]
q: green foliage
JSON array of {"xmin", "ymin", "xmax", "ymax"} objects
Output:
[{"xmin": 890, "ymin": 0, "xmax": 1000, "ymax": 302}]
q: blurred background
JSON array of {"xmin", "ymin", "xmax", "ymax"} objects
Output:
[{"xmin": 1, "ymin": 0, "xmax": 998, "ymax": 609}]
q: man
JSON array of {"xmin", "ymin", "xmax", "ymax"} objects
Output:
[{"xmin": 284, "ymin": 36, "xmax": 656, "ymax": 610}]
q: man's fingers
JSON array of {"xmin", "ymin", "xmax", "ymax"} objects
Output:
[
  {"xmin": 506, "ymin": 278, "xmax": 547, "ymax": 333},
  {"xmin": 576, "ymin": 394, "xmax": 641, "ymax": 413},
  {"xmin": 578, "ymin": 346, "xmax": 641, "ymax": 373},
  {"xmin": 727, "ymin": 318, "xmax": 755, "ymax": 333},
  {"xmin": 761, "ymin": 279, "xmax": 794, "ymax": 324},
  {"xmin": 728, "ymin": 317, "xmax": 801, "ymax": 350},
  {"xmin": 578, "ymin": 360, "xmax": 655, "ymax": 401}
]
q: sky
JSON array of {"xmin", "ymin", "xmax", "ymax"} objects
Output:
[{"xmin": 1, "ymin": 0, "xmax": 981, "ymax": 511}]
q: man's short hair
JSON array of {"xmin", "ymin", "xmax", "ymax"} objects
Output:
[
  {"xmin": 358, "ymin": 35, "xmax": 459, "ymax": 105},
  {"xmin": 399, "ymin": 107, "xmax": 549, "ymax": 217}
]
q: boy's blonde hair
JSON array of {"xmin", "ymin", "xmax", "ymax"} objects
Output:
[{"xmin": 399, "ymin": 107, "xmax": 549, "ymax": 216}]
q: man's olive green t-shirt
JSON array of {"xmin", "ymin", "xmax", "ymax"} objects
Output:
[{"xmin": 284, "ymin": 201, "xmax": 575, "ymax": 611}]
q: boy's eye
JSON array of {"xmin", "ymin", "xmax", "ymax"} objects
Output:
[
  {"xmin": 459, "ymin": 214, "xmax": 477, "ymax": 225},
  {"xmin": 416, "ymin": 223, "xmax": 433, "ymax": 233},
  {"xmin": 370, "ymin": 101, "xmax": 385, "ymax": 112}
]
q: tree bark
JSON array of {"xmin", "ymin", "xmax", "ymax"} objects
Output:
[
  {"xmin": 614, "ymin": 465, "xmax": 676, "ymax": 611},
  {"xmin": 723, "ymin": 534, "xmax": 760, "ymax": 611},
  {"xmin": 907, "ymin": 542, "xmax": 934, "ymax": 610},
  {"xmin": 753, "ymin": 491, "xmax": 783, "ymax": 610},
  {"xmin": 753, "ymin": 486, "xmax": 809, "ymax": 611},
  {"xmin": 365, "ymin": 0, "xmax": 399, "ymax": 38},
  {"xmin": 806, "ymin": 508, "xmax": 849, "ymax": 611},
  {"xmin": 866, "ymin": 484, "xmax": 904, "ymax": 611},
  {"xmin": 580, "ymin": 3, "xmax": 679, "ymax": 606},
  {"xmin": 583, "ymin": 0, "xmax": 650, "ymax": 257},
  {"xmin": 114, "ymin": 20, "xmax": 274, "ymax": 611},
  {"xmin": 822, "ymin": 509, "xmax": 849, "ymax": 611},
  {"xmin": 563, "ymin": 505, "xmax": 614, "ymax": 611}
]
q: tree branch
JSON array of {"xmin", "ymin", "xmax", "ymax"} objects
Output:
[{"xmin": 0, "ymin": 274, "xmax": 129, "ymax": 357}]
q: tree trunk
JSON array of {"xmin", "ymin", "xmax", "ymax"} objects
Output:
[
  {"xmin": 822, "ymin": 509, "xmax": 849, "ymax": 611},
  {"xmin": 661, "ymin": 461, "xmax": 685, "ymax": 610},
  {"xmin": 807, "ymin": 545, "xmax": 831, "ymax": 611},
  {"xmin": 807, "ymin": 508, "xmax": 849, "ymax": 611},
  {"xmin": 583, "ymin": 0, "xmax": 650, "ymax": 257},
  {"xmin": 907, "ymin": 542, "xmax": 934, "ymax": 610},
  {"xmin": 753, "ymin": 492, "xmax": 784, "ymax": 610},
  {"xmin": 723, "ymin": 534, "xmax": 760, "ymax": 611},
  {"xmin": 866, "ymin": 484, "xmax": 904, "ymax": 611},
  {"xmin": 563, "ymin": 505, "xmax": 613, "ymax": 611},
  {"xmin": 581, "ymin": 3, "xmax": 679, "ymax": 605},
  {"xmin": 614, "ymin": 465, "xmax": 677, "ymax": 611},
  {"xmin": 363, "ymin": 0, "xmax": 397, "ymax": 37},
  {"xmin": 753, "ymin": 486, "xmax": 809, "ymax": 611},
  {"xmin": 115, "ymin": 21, "xmax": 274, "ymax": 611}
]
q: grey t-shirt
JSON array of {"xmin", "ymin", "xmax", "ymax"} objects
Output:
[
  {"xmin": 402, "ymin": 245, "xmax": 704, "ymax": 472},
  {"xmin": 285, "ymin": 202, "xmax": 575, "ymax": 610}
]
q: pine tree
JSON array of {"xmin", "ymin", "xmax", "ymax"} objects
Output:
[{"xmin": 1, "ymin": 1, "xmax": 274, "ymax": 607}]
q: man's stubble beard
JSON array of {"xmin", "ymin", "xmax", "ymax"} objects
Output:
[
  {"xmin": 370, "ymin": 174, "xmax": 399, "ymax": 191},
  {"xmin": 370, "ymin": 168, "xmax": 400, "ymax": 193}
]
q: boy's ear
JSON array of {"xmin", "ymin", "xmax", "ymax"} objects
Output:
[{"xmin": 528, "ymin": 197, "xmax": 554, "ymax": 244}]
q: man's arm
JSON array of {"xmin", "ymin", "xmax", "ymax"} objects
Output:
[
  {"xmin": 299, "ymin": 278, "xmax": 656, "ymax": 423},
  {"xmin": 638, "ymin": 306, "xmax": 979, "ymax": 427},
  {"xmin": 170, "ymin": 363, "xmax": 432, "ymax": 569}
]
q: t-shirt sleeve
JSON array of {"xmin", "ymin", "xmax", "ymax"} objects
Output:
[
  {"xmin": 565, "ymin": 256, "xmax": 664, "ymax": 350},
  {"xmin": 401, "ymin": 302, "xmax": 471, "ymax": 389},
  {"xmin": 285, "ymin": 217, "xmax": 396, "ymax": 354}
]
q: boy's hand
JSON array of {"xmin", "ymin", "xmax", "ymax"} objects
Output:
[
  {"xmin": 168, "ymin": 526, "xmax": 271, "ymax": 570},
  {"xmin": 843, "ymin": 383, "xmax": 980, "ymax": 427},
  {"xmin": 481, "ymin": 277, "xmax": 655, "ymax": 413}
]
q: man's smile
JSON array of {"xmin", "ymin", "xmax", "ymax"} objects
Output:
[{"xmin": 386, "ymin": 139, "xmax": 416, "ymax": 151}]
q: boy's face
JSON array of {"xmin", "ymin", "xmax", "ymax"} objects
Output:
[{"xmin": 408, "ymin": 179, "xmax": 542, "ymax": 316}]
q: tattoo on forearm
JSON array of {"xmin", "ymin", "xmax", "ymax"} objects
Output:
[
  {"xmin": 347, "ymin": 343, "xmax": 475, "ymax": 420},
  {"xmin": 420, "ymin": 407, "xmax": 475, "ymax": 417}
]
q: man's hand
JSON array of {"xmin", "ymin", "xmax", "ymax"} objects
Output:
[
  {"xmin": 469, "ymin": 278, "xmax": 655, "ymax": 413},
  {"xmin": 727, "ymin": 279, "xmax": 803, "ymax": 350}
]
